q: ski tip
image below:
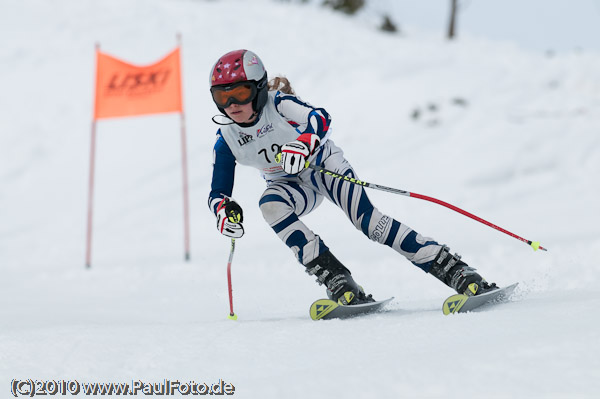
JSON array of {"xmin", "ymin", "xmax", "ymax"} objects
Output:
[{"xmin": 228, "ymin": 313, "xmax": 238, "ymax": 321}]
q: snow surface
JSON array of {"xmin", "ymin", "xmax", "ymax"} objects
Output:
[{"xmin": 2, "ymin": 0, "xmax": 600, "ymax": 398}]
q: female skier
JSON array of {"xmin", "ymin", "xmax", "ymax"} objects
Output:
[{"xmin": 208, "ymin": 49, "xmax": 496, "ymax": 305}]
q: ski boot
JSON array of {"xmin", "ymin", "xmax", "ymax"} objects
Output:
[
  {"xmin": 429, "ymin": 246, "xmax": 497, "ymax": 296},
  {"xmin": 305, "ymin": 250, "xmax": 375, "ymax": 305}
]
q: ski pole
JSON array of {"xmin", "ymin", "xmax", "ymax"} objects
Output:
[
  {"xmin": 306, "ymin": 162, "xmax": 547, "ymax": 252},
  {"xmin": 226, "ymin": 238, "xmax": 238, "ymax": 320}
]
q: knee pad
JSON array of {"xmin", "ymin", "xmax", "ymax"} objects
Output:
[{"xmin": 259, "ymin": 196, "xmax": 293, "ymax": 225}]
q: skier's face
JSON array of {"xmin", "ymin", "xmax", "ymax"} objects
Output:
[{"xmin": 225, "ymin": 102, "xmax": 256, "ymax": 124}]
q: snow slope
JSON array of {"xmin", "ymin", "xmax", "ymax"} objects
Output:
[{"xmin": 1, "ymin": 0, "xmax": 600, "ymax": 398}]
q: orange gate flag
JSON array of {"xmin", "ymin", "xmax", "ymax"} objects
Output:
[{"xmin": 94, "ymin": 47, "xmax": 182, "ymax": 120}]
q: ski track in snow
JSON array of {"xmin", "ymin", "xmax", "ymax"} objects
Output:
[{"xmin": 1, "ymin": 0, "xmax": 600, "ymax": 398}]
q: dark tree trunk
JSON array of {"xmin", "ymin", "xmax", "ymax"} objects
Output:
[{"xmin": 448, "ymin": 0, "xmax": 458, "ymax": 39}]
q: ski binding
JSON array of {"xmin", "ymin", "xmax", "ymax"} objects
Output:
[{"xmin": 442, "ymin": 283, "xmax": 518, "ymax": 315}]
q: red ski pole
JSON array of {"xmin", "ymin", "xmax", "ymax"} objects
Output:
[
  {"xmin": 306, "ymin": 162, "xmax": 547, "ymax": 252},
  {"xmin": 226, "ymin": 238, "xmax": 238, "ymax": 320}
]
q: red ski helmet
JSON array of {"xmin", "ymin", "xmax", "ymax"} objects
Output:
[{"xmin": 209, "ymin": 49, "xmax": 268, "ymax": 116}]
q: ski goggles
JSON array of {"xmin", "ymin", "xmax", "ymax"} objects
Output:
[{"xmin": 211, "ymin": 81, "xmax": 257, "ymax": 108}]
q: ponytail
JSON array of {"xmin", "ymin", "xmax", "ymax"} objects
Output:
[{"xmin": 268, "ymin": 76, "xmax": 295, "ymax": 95}]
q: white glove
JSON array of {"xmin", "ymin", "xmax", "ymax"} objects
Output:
[
  {"xmin": 280, "ymin": 133, "xmax": 320, "ymax": 175},
  {"xmin": 216, "ymin": 197, "xmax": 244, "ymax": 238}
]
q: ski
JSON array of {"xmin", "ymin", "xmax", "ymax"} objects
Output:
[
  {"xmin": 442, "ymin": 283, "xmax": 518, "ymax": 315},
  {"xmin": 309, "ymin": 297, "xmax": 394, "ymax": 320}
]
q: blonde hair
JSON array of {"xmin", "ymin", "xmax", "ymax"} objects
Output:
[{"xmin": 268, "ymin": 76, "xmax": 295, "ymax": 95}]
